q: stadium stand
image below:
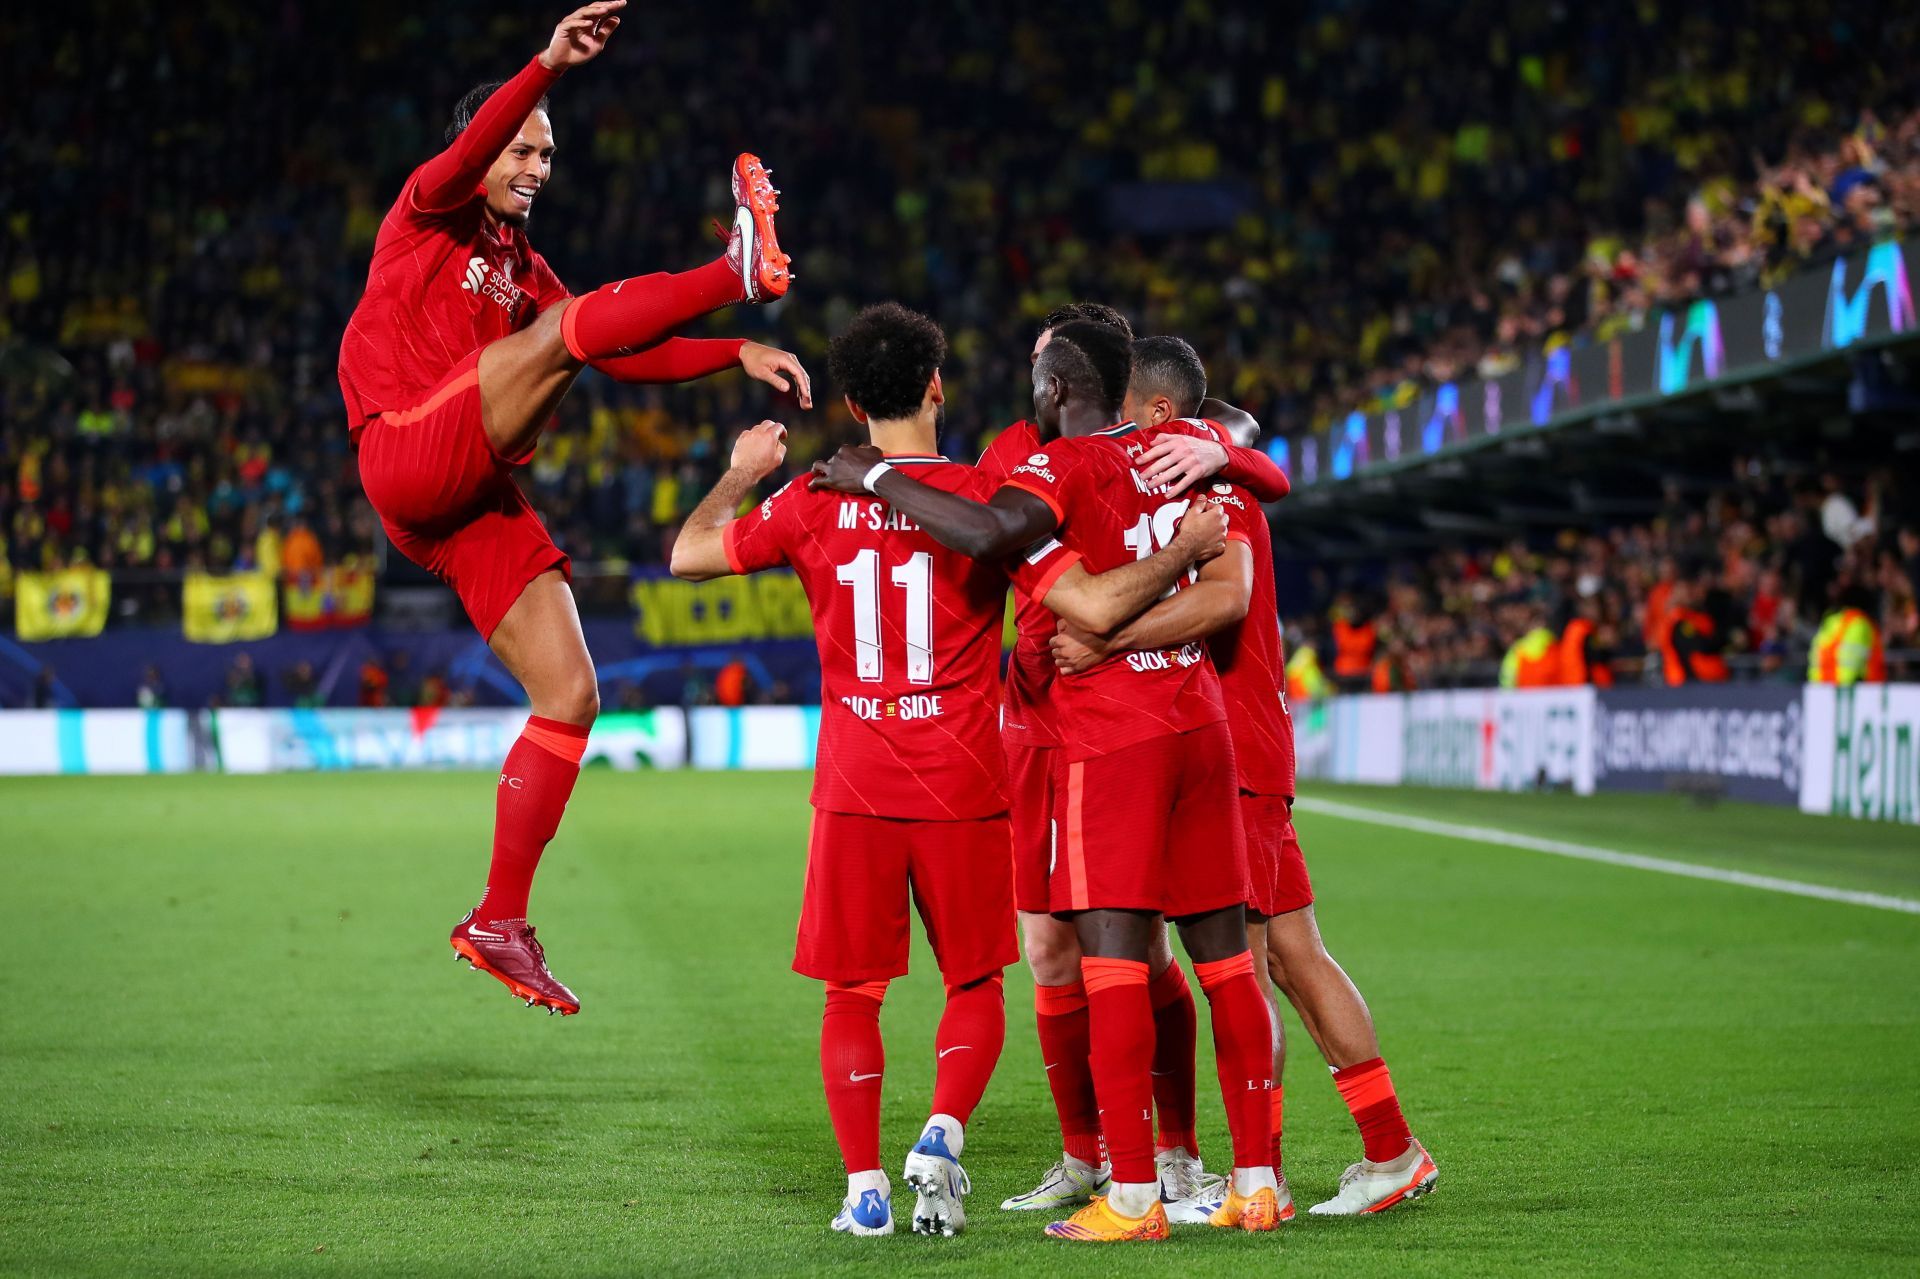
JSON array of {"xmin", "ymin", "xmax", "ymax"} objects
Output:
[{"xmin": 2, "ymin": 0, "xmax": 1917, "ymax": 702}]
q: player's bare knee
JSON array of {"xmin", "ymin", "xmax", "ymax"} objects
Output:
[
  {"xmin": 539, "ymin": 664, "xmax": 599, "ymax": 727},
  {"xmin": 1024, "ymin": 928, "xmax": 1082, "ymax": 986}
]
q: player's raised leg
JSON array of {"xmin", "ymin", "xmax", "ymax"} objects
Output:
[
  {"xmin": 476, "ymin": 152, "xmax": 790, "ymax": 464},
  {"xmin": 1267, "ymin": 901, "xmax": 1437, "ymax": 1215},
  {"xmin": 449, "ymin": 570, "xmax": 598, "ymax": 1013}
]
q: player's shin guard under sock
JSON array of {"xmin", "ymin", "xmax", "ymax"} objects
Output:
[
  {"xmin": 821, "ymin": 980, "xmax": 888, "ymax": 1174},
  {"xmin": 1033, "ymin": 981, "xmax": 1103, "ymax": 1166},
  {"xmin": 478, "ymin": 715, "xmax": 589, "ymax": 924},
  {"xmin": 1080, "ymin": 956, "xmax": 1156, "ymax": 1185},
  {"xmin": 560, "ymin": 257, "xmax": 742, "ymax": 363},
  {"xmin": 1193, "ymin": 952, "xmax": 1275, "ymax": 1170},
  {"xmin": 1148, "ymin": 960, "xmax": 1199, "ymax": 1158},
  {"xmin": 930, "ymin": 974, "xmax": 1005, "ymax": 1125},
  {"xmin": 1332, "ymin": 1057, "xmax": 1414, "ymax": 1164}
]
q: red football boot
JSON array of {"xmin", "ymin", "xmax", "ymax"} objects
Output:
[
  {"xmin": 726, "ymin": 152, "xmax": 791, "ymax": 302},
  {"xmin": 449, "ymin": 910, "xmax": 580, "ymax": 1015}
]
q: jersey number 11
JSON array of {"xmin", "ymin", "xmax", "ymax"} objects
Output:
[{"xmin": 834, "ymin": 550, "xmax": 934, "ymax": 685}]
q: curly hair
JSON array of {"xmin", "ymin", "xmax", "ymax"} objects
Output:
[
  {"xmin": 1036, "ymin": 319, "xmax": 1133, "ymax": 416},
  {"xmin": 827, "ymin": 302, "xmax": 948, "ymax": 421},
  {"xmin": 447, "ymin": 81, "xmax": 552, "ymax": 144},
  {"xmin": 1129, "ymin": 336, "xmax": 1208, "ymax": 418},
  {"xmin": 1040, "ymin": 301, "xmax": 1134, "ymax": 340}
]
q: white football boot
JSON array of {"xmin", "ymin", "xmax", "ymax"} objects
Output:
[
  {"xmin": 998, "ymin": 1154, "xmax": 1110, "ymax": 1211},
  {"xmin": 1308, "ymin": 1140, "xmax": 1438, "ymax": 1215},
  {"xmin": 902, "ymin": 1118, "xmax": 970, "ymax": 1237},
  {"xmin": 1156, "ymin": 1148, "xmax": 1229, "ymax": 1224}
]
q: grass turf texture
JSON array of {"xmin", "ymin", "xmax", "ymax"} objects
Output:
[{"xmin": 4, "ymin": 773, "xmax": 1917, "ymax": 1277}]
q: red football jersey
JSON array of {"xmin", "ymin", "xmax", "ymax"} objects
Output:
[
  {"xmin": 978, "ymin": 421, "xmax": 1067, "ymax": 747},
  {"xmin": 1199, "ymin": 480, "xmax": 1296, "ymax": 797},
  {"xmin": 338, "ymin": 159, "xmax": 569, "ymax": 432},
  {"xmin": 724, "ymin": 457, "xmax": 1061, "ymax": 820},
  {"xmin": 1002, "ymin": 424, "xmax": 1229, "ymax": 762},
  {"xmin": 978, "ymin": 415, "xmax": 1260, "ymax": 748}
]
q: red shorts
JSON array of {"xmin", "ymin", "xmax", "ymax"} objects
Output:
[
  {"xmin": 1242, "ymin": 793, "xmax": 1314, "ymax": 918},
  {"xmin": 1050, "ymin": 721, "xmax": 1248, "ymax": 920},
  {"xmin": 1005, "ymin": 739, "xmax": 1057, "ymax": 914},
  {"xmin": 353, "ymin": 349, "xmax": 568, "ymax": 640},
  {"xmin": 794, "ymin": 808, "xmax": 1018, "ymax": 986}
]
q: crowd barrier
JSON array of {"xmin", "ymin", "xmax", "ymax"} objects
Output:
[{"xmin": 3, "ymin": 686, "xmax": 1913, "ymax": 825}]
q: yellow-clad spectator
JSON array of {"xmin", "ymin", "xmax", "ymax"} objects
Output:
[{"xmin": 1807, "ymin": 592, "xmax": 1886, "ymax": 685}]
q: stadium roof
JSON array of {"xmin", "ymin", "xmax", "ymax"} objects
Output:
[{"xmin": 1271, "ymin": 240, "xmax": 1920, "ymax": 557}]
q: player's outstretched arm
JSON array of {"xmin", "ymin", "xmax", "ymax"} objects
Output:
[
  {"xmin": 413, "ymin": 1, "xmax": 625, "ymax": 213},
  {"xmin": 594, "ymin": 340, "xmax": 814, "ymax": 407},
  {"xmin": 1039, "ymin": 500, "xmax": 1229, "ymax": 634},
  {"xmin": 810, "ymin": 444, "xmax": 1057, "ymax": 559},
  {"xmin": 669, "ymin": 421, "xmax": 787, "ymax": 581},
  {"xmin": 1051, "ymin": 540, "xmax": 1254, "ymax": 675}
]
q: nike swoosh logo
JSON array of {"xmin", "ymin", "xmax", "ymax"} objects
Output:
[
  {"xmin": 938, "ymin": 1046, "xmax": 971, "ymax": 1059},
  {"xmin": 848, "ymin": 1071, "xmax": 882, "ymax": 1082},
  {"xmin": 1043, "ymin": 1063, "xmax": 1059, "ymax": 1071},
  {"xmin": 1150, "ymin": 1069, "xmax": 1174, "ymax": 1076}
]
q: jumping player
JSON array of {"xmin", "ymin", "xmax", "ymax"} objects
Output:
[
  {"xmin": 814, "ymin": 322, "xmax": 1283, "ymax": 1241},
  {"xmin": 668, "ymin": 304, "xmax": 1224, "ymax": 1238},
  {"xmin": 981, "ymin": 306, "xmax": 1291, "ymax": 1216},
  {"xmin": 1052, "ymin": 336, "xmax": 1439, "ymax": 1217},
  {"xmin": 337, "ymin": 1, "xmax": 810, "ymax": 1015}
]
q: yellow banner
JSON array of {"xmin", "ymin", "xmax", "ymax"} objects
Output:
[
  {"xmin": 16, "ymin": 568, "xmax": 110, "ymax": 640},
  {"xmin": 629, "ymin": 571, "xmax": 815, "ymax": 647},
  {"xmin": 282, "ymin": 568, "xmax": 375, "ymax": 631},
  {"xmin": 183, "ymin": 570, "xmax": 278, "ymax": 643}
]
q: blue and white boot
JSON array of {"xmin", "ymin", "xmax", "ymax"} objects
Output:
[
  {"xmin": 902, "ymin": 1114, "xmax": 971, "ymax": 1237},
  {"xmin": 830, "ymin": 1173, "xmax": 894, "ymax": 1237}
]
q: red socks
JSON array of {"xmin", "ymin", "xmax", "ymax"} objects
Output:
[
  {"xmin": 1080, "ymin": 956, "xmax": 1156, "ymax": 1184},
  {"xmin": 930, "ymin": 974, "xmax": 1005, "ymax": 1124},
  {"xmin": 821, "ymin": 980, "xmax": 888, "ymax": 1173},
  {"xmin": 561, "ymin": 258, "xmax": 742, "ymax": 363},
  {"xmin": 1193, "ymin": 951, "xmax": 1275, "ymax": 1170},
  {"xmin": 1270, "ymin": 1087, "xmax": 1286, "ymax": 1174},
  {"xmin": 1333, "ymin": 1057, "xmax": 1414, "ymax": 1163},
  {"xmin": 1033, "ymin": 981, "xmax": 1102, "ymax": 1166},
  {"xmin": 478, "ymin": 715, "xmax": 589, "ymax": 924},
  {"xmin": 1148, "ymin": 960, "xmax": 1199, "ymax": 1157}
]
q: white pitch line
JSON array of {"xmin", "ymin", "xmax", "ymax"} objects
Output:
[{"xmin": 1290, "ymin": 795, "xmax": 1920, "ymax": 916}]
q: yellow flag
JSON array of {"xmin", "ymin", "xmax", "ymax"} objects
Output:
[
  {"xmin": 183, "ymin": 570, "xmax": 278, "ymax": 643},
  {"xmin": 16, "ymin": 568, "xmax": 111, "ymax": 640}
]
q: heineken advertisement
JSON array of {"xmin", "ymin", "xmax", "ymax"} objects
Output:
[
  {"xmin": 1282, "ymin": 239, "xmax": 1920, "ymax": 488},
  {"xmin": 1799, "ymin": 684, "xmax": 1920, "ymax": 825}
]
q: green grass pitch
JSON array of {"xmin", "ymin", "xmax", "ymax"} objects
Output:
[{"xmin": 4, "ymin": 771, "xmax": 1917, "ymax": 1276}]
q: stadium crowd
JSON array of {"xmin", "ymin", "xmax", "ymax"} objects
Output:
[
  {"xmin": 2, "ymin": 1, "xmax": 1917, "ymax": 678},
  {"xmin": 1285, "ymin": 469, "xmax": 1920, "ymax": 693}
]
